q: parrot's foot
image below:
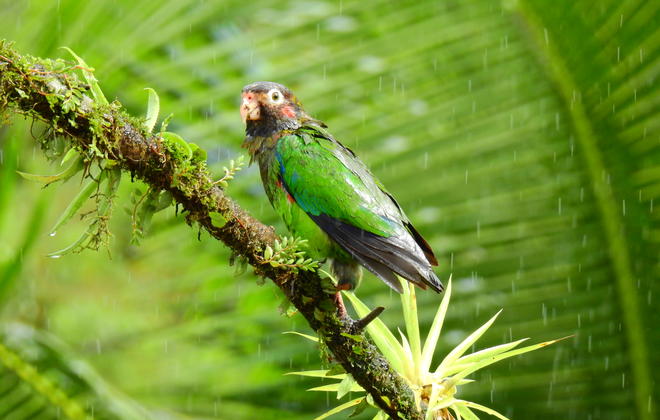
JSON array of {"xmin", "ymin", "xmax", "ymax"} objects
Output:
[
  {"xmin": 331, "ymin": 259, "xmax": 362, "ymax": 291},
  {"xmin": 333, "ymin": 292, "xmax": 349, "ymax": 319},
  {"xmin": 332, "ymin": 287, "xmax": 385, "ymax": 330}
]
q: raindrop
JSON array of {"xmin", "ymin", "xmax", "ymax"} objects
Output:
[
  {"xmin": 622, "ymin": 199, "xmax": 626, "ymax": 216},
  {"xmin": 49, "ymin": 231, "xmax": 57, "ymax": 237},
  {"xmin": 464, "ymin": 169, "xmax": 469, "ymax": 184},
  {"xmin": 571, "ymin": 89, "xmax": 576, "ymax": 108},
  {"xmin": 543, "ymin": 28, "xmax": 549, "ymax": 45},
  {"xmin": 468, "ymin": 79, "xmax": 472, "ymax": 92},
  {"xmin": 423, "ymin": 152, "xmax": 429, "ymax": 169},
  {"xmin": 622, "ymin": 373, "xmax": 625, "ymax": 388},
  {"xmin": 542, "ymin": 303, "xmax": 547, "ymax": 325},
  {"xmin": 617, "ymin": 46, "xmax": 621, "ymax": 63},
  {"xmin": 558, "ymin": 197, "xmax": 562, "ymax": 214},
  {"xmin": 49, "ymin": 255, "xmax": 61, "ymax": 259}
]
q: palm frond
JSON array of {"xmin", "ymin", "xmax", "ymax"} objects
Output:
[{"xmin": 0, "ymin": 0, "xmax": 657, "ymax": 418}]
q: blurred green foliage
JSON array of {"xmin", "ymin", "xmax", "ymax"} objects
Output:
[{"xmin": 0, "ymin": 0, "xmax": 658, "ymax": 419}]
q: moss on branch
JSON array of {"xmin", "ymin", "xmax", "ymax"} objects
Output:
[{"xmin": 0, "ymin": 41, "xmax": 422, "ymax": 420}]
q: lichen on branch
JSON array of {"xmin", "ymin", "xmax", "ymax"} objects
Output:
[{"xmin": 0, "ymin": 41, "xmax": 423, "ymax": 420}]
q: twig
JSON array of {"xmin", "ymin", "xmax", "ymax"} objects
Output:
[{"xmin": 354, "ymin": 306, "xmax": 386, "ymax": 332}]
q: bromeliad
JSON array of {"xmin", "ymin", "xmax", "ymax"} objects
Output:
[{"xmin": 240, "ymin": 82, "xmax": 442, "ymax": 310}]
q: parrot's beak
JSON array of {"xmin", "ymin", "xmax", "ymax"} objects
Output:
[{"xmin": 240, "ymin": 93, "xmax": 260, "ymax": 123}]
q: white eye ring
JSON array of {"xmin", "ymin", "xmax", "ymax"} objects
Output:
[{"xmin": 268, "ymin": 88, "xmax": 284, "ymax": 104}]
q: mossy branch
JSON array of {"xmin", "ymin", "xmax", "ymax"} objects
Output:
[{"xmin": 0, "ymin": 42, "xmax": 422, "ymax": 420}]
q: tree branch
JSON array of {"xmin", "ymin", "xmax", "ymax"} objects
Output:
[{"xmin": 0, "ymin": 41, "xmax": 422, "ymax": 419}]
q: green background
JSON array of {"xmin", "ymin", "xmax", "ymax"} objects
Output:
[{"xmin": 0, "ymin": 0, "xmax": 658, "ymax": 419}]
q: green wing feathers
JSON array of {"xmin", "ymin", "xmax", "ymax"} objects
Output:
[{"xmin": 274, "ymin": 125, "xmax": 443, "ymax": 293}]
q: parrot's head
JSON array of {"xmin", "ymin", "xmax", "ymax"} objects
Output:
[{"xmin": 241, "ymin": 81, "xmax": 317, "ymax": 136}]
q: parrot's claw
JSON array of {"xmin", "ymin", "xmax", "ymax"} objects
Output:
[{"xmin": 333, "ymin": 292, "xmax": 349, "ymax": 319}]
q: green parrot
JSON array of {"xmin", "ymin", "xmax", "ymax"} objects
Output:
[{"xmin": 240, "ymin": 81, "xmax": 442, "ymax": 296}]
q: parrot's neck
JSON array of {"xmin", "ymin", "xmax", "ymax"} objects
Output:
[
  {"xmin": 245, "ymin": 118, "xmax": 300, "ymax": 139},
  {"xmin": 243, "ymin": 118, "xmax": 301, "ymax": 158}
]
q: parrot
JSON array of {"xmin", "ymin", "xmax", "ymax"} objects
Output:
[{"xmin": 240, "ymin": 81, "xmax": 443, "ymax": 299}]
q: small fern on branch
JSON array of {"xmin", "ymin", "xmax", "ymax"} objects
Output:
[{"xmin": 262, "ymin": 237, "xmax": 320, "ymax": 273}]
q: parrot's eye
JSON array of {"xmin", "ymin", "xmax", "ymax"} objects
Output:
[{"xmin": 268, "ymin": 88, "xmax": 284, "ymax": 104}]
